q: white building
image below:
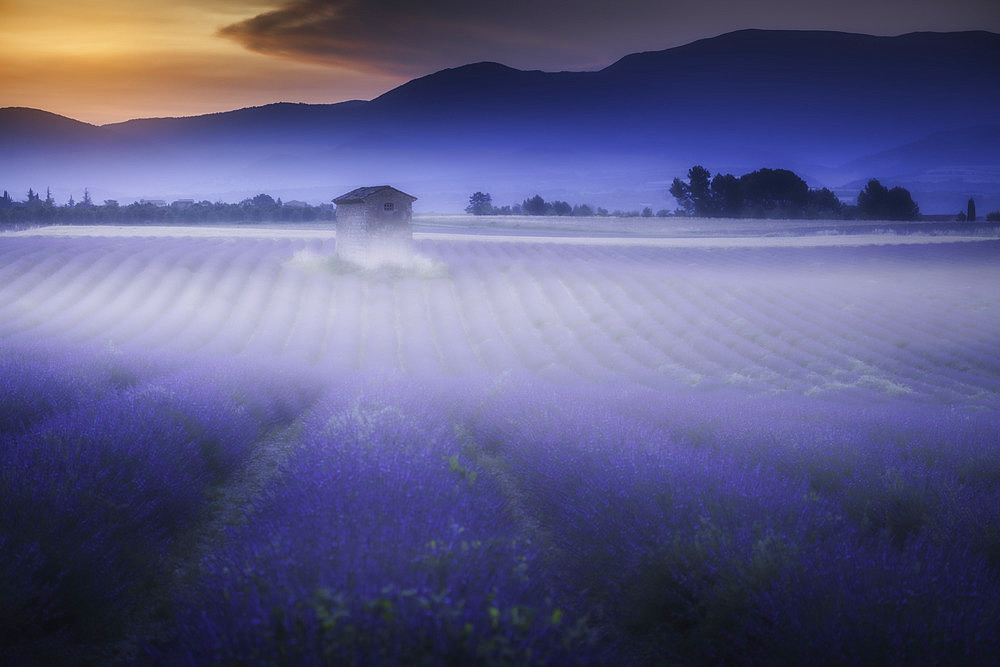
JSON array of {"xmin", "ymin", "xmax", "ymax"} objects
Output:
[{"xmin": 332, "ymin": 186, "xmax": 416, "ymax": 267}]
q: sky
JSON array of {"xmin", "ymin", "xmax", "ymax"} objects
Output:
[{"xmin": 2, "ymin": 0, "xmax": 998, "ymax": 125}]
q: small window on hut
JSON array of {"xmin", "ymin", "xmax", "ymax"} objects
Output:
[{"xmin": 384, "ymin": 202, "xmax": 394, "ymax": 212}]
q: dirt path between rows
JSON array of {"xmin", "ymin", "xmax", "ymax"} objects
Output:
[{"xmin": 107, "ymin": 421, "xmax": 306, "ymax": 664}]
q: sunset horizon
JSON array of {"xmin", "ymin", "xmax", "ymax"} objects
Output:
[
  {"xmin": 3, "ymin": 2, "xmax": 1000, "ymax": 663},
  {"xmin": 3, "ymin": 0, "xmax": 998, "ymax": 125}
]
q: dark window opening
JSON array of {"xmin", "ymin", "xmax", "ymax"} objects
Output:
[{"xmin": 384, "ymin": 202, "xmax": 394, "ymax": 211}]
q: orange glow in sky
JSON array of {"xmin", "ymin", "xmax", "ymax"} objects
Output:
[
  {"xmin": 2, "ymin": 0, "xmax": 997, "ymax": 125},
  {"xmin": 0, "ymin": 0, "xmax": 400, "ymax": 124}
]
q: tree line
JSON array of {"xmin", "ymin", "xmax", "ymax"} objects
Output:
[
  {"xmin": 0, "ymin": 190, "xmax": 334, "ymax": 225},
  {"xmin": 466, "ymin": 192, "xmax": 665, "ymax": 218},
  {"xmin": 669, "ymin": 166, "xmax": 851, "ymax": 219},
  {"xmin": 669, "ymin": 166, "xmax": 929, "ymax": 220},
  {"xmin": 467, "ymin": 166, "xmax": 954, "ymax": 221}
]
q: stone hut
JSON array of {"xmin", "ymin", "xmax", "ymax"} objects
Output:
[{"xmin": 333, "ymin": 186, "xmax": 417, "ymax": 267}]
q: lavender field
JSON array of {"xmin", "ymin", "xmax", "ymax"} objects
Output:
[{"xmin": 2, "ymin": 223, "xmax": 999, "ymax": 664}]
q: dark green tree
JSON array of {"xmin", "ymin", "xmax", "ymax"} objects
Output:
[
  {"xmin": 670, "ymin": 165, "xmax": 713, "ymax": 216},
  {"xmin": 710, "ymin": 173, "xmax": 742, "ymax": 217},
  {"xmin": 857, "ymin": 179, "xmax": 888, "ymax": 217},
  {"xmin": 739, "ymin": 168, "xmax": 809, "ymax": 217},
  {"xmin": 805, "ymin": 187, "xmax": 843, "ymax": 218},
  {"xmin": 465, "ymin": 192, "xmax": 494, "ymax": 215},
  {"xmin": 551, "ymin": 200, "xmax": 572, "ymax": 216},
  {"xmin": 967, "ymin": 198, "xmax": 976, "ymax": 222},
  {"xmin": 857, "ymin": 179, "xmax": 920, "ymax": 220},
  {"xmin": 885, "ymin": 186, "xmax": 920, "ymax": 220},
  {"xmin": 522, "ymin": 194, "xmax": 547, "ymax": 216}
]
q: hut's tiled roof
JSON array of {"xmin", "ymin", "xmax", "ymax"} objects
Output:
[{"xmin": 333, "ymin": 186, "xmax": 417, "ymax": 204}]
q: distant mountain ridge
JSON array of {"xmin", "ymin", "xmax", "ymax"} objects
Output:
[
  {"xmin": 2, "ymin": 29, "xmax": 998, "ymax": 212},
  {"xmin": 0, "ymin": 107, "xmax": 108, "ymax": 147},
  {"xmin": 847, "ymin": 125, "xmax": 1000, "ymax": 174}
]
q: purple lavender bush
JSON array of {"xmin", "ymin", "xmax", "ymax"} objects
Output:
[
  {"xmin": 2, "ymin": 347, "xmax": 998, "ymax": 664},
  {"xmin": 457, "ymin": 379, "xmax": 1000, "ymax": 664},
  {"xmin": 0, "ymin": 343, "xmax": 322, "ymax": 662},
  {"xmin": 0, "ymin": 339, "xmax": 167, "ymax": 438},
  {"xmin": 160, "ymin": 376, "xmax": 604, "ymax": 665}
]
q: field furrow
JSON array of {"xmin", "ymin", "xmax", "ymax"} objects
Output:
[{"xmin": 0, "ymin": 231, "xmax": 997, "ymax": 405}]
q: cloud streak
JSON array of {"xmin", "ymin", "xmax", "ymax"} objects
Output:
[
  {"xmin": 217, "ymin": 0, "xmax": 1000, "ymax": 76},
  {"xmin": 217, "ymin": 0, "xmax": 660, "ymax": 74}
]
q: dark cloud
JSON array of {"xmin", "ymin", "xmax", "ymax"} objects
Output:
[
  {"xmin": 218, "ymin": 0, "xmax": 595, "ymax": 74},
  {"xmin": 218, "ymin": 0, "xmax": 1000, "ymax": 76}
]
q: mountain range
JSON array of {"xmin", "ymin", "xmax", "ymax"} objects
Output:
[{"xmin": 2, "ymin": 29, "xmax": 999, "ymax": 213}]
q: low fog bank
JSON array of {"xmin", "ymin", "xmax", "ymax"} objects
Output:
[
  {"xmin": 2, "ymin": 231, "xmax": 999, "ymax": 663},
  {"xmin": 9, "ymin": 216, "xmax": 999, "ymax": 243}
]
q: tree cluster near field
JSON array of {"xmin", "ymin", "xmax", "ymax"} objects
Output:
[
  {"xmin": 956, "ymin": 198, "xmax": 994, "ymax": 222},
  {"xmin": 466, "ymin": 167, "xmax": 950, "ymax": 221},
  {"xmin": 669, "ymin": 166, "xmax": 920, "ymax": 220},
  {"xmin": 466, "ymin": 192, "xmax": 616, "ymax": 217},
  {"xmin": 854, "ymin": 178, "xmax": 922, "ymax": 221},
  {"xmin": 0, "ymin": 189, "xmax": 334, "ymax": 225},
  {"xmin": 467, "ymin": 192, "xmax": 661, "ymax": 218},
  {"xmin": 669, "ymin": 166, "xmax": 845, "ymax": 219}
]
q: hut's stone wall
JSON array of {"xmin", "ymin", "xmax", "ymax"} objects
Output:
[{"xmin": 334, "ymin": 187, "xmax": 415, "ymax": 267}]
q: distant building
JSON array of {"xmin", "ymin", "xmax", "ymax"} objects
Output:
[
  {"xmin": 332, "ymin": 186, "xmax": 416, "ymax": 266},
  {"xmin": 171, "ymin": 199, "xmax": 195, "ymax": 209},
  {"xmin": 140, "ymin": 199, "xmax": 167, "ymax": 207},
  {"xmin": 283, "ymin": 199, "xmax": 308, "ymax": 208}
]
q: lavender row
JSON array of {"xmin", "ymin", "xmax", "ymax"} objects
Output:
[
  {"xmin": 155, "ymin": 373, "xmax": 1000, "ymax": 663},
  {"xmin": 0, "ymin": 338, "xmax": 171, "ymax": 438},
  {"xmin": 0, "ymin": 342, "xmax": 322, "ymax": 662},
  {"xmin": 161, "ymin": 375, "xmax": 604, "ymax": 665},
  {"xmin": 460, "ymin": 379, "xmax": 1000, "ymax": 663}
]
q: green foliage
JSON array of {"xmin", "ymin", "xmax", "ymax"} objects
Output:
[
  {"xmin": 621, "ymin": 519, "xmax": 797, "ymax": 661},
  {"xmin": 670, "ymin": 165, "xmax": 713, "ymax": 216},
  {"xmin": 857, "ymin": 178, "xmax": 920, "ymax": 220},
  {"xmin": 670, "ymin": 165, "xmax": 844, "ymax": 218},
  {"xmin": 466, "ymin": 191, "xmax": 495, "ymax": 215},
  {"xmin": 294, "ymin": 584, "xmax": 597, "ymax": 665},
  {"xmin": 738, "ymin": 168, "xmax": 809, "ymax": 217},
  {"xmin": 445, "ymin": 453, "xmax": 479, "ymax": 485},
  {"xmin": 522, "ymin": 194, "xmax": 548, "ymax": 216},
  {"xmin": 212, "ymin": 531, "xmax": 602, "ymax": 666},
  {"xmin": 0, "ymin": 190, "xmax": 334, "ymax": 224},
  {"xmin": 710, "ymin": 172, "xmax": 741, "ymax": 217},
  {"xmin": 551, "ymin": 200, "xmax": 572, "ymax": 216},
  {"xmin": 249, "ymin": 193, "xmax": 275, "ymax": 207},
  {"xmin": 806, "ymin": 186, "xmax": 845, "ymax": 218},
  {"xmin": 843, "ymin": 467, "xmax": 933, "ymax": 545},
  {"xmin": 462, "ymin": 194, "xmax": 617, "ymax": 217}
]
